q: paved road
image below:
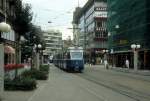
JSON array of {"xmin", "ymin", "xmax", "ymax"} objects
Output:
[{"xmin": 4, "ymin": 64, "xmax": 150, "ymax": 101}]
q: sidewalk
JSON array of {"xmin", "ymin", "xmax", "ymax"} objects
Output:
[
  {"xmin": 85, "ymin": 64, "xmax": 150, "ymax": 76},
  {"xmin": 3, "ymin": 63, "xmax": 52, "ymax": 101},
  {"xmin": 110, "ymin": 66, "xmax": 150, "ymax": 76}
]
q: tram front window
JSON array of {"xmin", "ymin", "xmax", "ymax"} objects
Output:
[{"xmin": 70, "ymin": 52, "xmax": 83, "ymax": 60}]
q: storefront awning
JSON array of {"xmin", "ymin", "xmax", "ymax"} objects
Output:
[{"xmin": 4, "ymin": 45, "xmax": 15, "ymax": 54}]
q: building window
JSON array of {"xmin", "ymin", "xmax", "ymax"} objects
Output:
[
  {"xmin": 97, "ymin": 22, "xmax": 102, "ymax": 27},
  {"xmin": 103, "ymin": 31, "xmax": 107, "ymax": 38}
]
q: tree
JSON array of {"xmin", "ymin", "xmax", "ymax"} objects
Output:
[
  {"xmin": 21, "ymin": 25, "xmax": 46, "ymax": 63},
  {"xmin": 8, "ymin": 1, "xmax": 33, "ymax": 77},
  {"xmin": 12, "ymin": 1, "xmax": 33, "ymax": 38}
]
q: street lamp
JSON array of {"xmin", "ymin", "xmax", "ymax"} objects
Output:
[
  {"xmin": 37, "ymin": 44, "xmax": 42, "ymax": 49},
  {"xmin": 131, "ymin": 44, "xmax": 141, "ymax": 70},
  {"xmin": 103, "ymin": 49, "xmax": 109, "ymax": 61},
  {"xmin": 0, "ymin": 6, "xmax": 12, "ymax": 94},
  {"xmin": 0, "ymin": 22, "xmax": 11, "ymax": 32},
  {"xmin": 20, "ymin": 36, "xmax": 26, "ymax": 42},
  {"xmin": 34, "ymin": 44, "xmax": 42, "ymax": 69},
  {"xmin": 115, "ymin": 25, "xmax": 120, "ymax": 29},
  {"xmin": 108, "ymin": 32, "xmax": 111, "ymax": 37},
  {"xmin": 103, "ymin": 49, "xmax": 109, "ymax": 69},
  {"xmin": 103, "ymin": 49, "xmax": 109, "ymax": 53},
  {"xmin": 0, "ymin": 0, "xmax": 11, "ymax": 33}
]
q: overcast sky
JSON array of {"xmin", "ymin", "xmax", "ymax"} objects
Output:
[{"xmin": 22, "ymin": 0, "xmax": 88, "ymax": 39}]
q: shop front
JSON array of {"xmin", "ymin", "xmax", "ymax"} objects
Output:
[{"xmin": 111, "ymin": 50, "xmax": 150, "ymax": 70}]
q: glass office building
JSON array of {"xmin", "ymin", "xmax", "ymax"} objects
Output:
[{"xmin": 107, "ymin": 0, "xmax": 150, "ymax": 69}]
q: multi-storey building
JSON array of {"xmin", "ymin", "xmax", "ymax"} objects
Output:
[
  {"xmin": 73, "ymin": 0, "xmax": 107, "ymax": 64},
  {"xmin": 73, "ymin": 7, "xmax": 82, "ymax": 46},
  {"xmin": 0, "ymin": 0, "xmax": 16, "ymax": 28},
  {"xmin": 0, "ymin": 0, "xmax": 5, "ymax": 22},
  {"xmin": 43, "ymin": 30, "xmax": 62, "ymax": 59},
  {"xmin": 0, "ymin": 0, "xmax": 17, "ymax": 64},
  {"xmin": 107, "ymin": 0, "xmax": 150, "ymax": 70}
]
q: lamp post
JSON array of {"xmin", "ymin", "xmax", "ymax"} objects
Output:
[
  {"xmin": 107, "ymin": 25, "xmax": 119, "ymax": 68},
  {"xmin": 115, "ymin": 25, "xmax": 120, "ymax": 29},
  {"xmin": 34, "ymin": 44, "xmax": 42, "ymax": 69},
  {"xmin": 131, "ymin": 44, "xmax": 141, "ymax": 71},
  {"xmin": 0, "ymin": 23, "xmax": 11, "ymax": 97},
  {"xmin": 103, "ymin": 49, "xmax": 109, "ymax": 61},
  {"xmin": 0, "ymin": 22, "xmax": 11, "ymax": 33},
  {"xmin": 0, "ymin": 20, "xmax": 11, "ymax": 98},
  {"xmin": 110, "ymin": 49, "xmax": 115, "ymax": 67},
  {"xmin": 103, "ymin": 49, "xmax": 109, "ymax": 69},
  {"xmin": 20, "ymin": 36, "xmax": 27, "ymax": 63},
  {"xmin": 0, "ymin": 0, "xmax": 11, "ymax": 40}
]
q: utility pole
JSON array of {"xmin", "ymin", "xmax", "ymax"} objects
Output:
[
  {"xmin": 78, "ymin": 0, "xmax": 80, "ymax": 7},
  {"xmin": 67, "ymin": 27, "xmax": 81, "ymax": 46}
]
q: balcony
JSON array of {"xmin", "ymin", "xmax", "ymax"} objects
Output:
[
  {"xmin": 95, "ymin": 7, "xmax": 107, "ymax": 11},
  {"xmin": 94, "ymin": 11, "xmax": 107, "ymax": 18}
]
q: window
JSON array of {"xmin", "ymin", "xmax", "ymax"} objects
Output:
[
  {"xmin": 97, "ymin": 22, "xmax": 102, "ymax": 27},
  {"xmin": 70, "ymin": 52, "xmax": 83, "ymax": 60}
]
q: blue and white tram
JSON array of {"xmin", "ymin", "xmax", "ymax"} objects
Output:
[
  {"xmin": 66, "ymin": 47, "xmax": 84, "ymax": 72},
  {"xmin": 53, "ymin": 47, "xmax": 84, "ymax": 73}
]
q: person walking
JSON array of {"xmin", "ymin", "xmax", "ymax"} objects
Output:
[
  {"xmin": 104, "ymin": 60, "xmax": 109, "ymax": 69},
  {"xmin": 89, "ymin": 59, "xmax": 92, "ymax": 67},
  {"xmin": 125, "ymin": 59, "xmax": 129, "ymax": 69}
]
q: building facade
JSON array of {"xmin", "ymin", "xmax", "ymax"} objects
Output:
[
  {"xmin": 107, "ymin": 0, "xmax": 150, "ymax": 70},
  {"xmin": 73, "ymin": 7, "xmax": 82, "ymax": 46},
  {"xmin": 43, "ymin": 30, "xmax": 62, "ymax": 61},
  {"xmin": 73, "ymin": 0, "xmax": 107, "ymax": 64},
  {"xmin": 0, "ymin": 0, "xmax": 18, "ymax": 64}
]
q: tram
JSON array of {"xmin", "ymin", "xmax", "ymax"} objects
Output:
[{"xmin": 53, "ymin": 46, "xmax": 84, "ymax": 72}]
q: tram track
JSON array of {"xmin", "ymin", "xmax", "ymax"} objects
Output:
[{"xmin": 76, "ymin": 73, "xmax": 150, "ymax": 101}]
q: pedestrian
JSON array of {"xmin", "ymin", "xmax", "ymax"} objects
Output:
[
  {"xmin": 125, "ymin": 59, "xmax": 129, "ymax": 69},
  {"xmin": 89, "ymin": 59, "xmax": 93, "ymax": 67},
  {"xmin": 101, "ymin": 59, "xmax": 103, "ymax": 64},
  {"xmin": 92, "ymin": 59, "xmax": 94, "ymax": 65},
  {"xmin": 89, "ymin": 63, "xmax": 92, "ymax": 67},
  {"xmin": 47, "ymin": 60, "xmax": 50, "ymax": 67},
  {"xmin": 104, "ymin": 60, "xmax": 109, "ymax": 69}
]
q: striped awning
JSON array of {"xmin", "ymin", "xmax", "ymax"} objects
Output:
[{"xmin": 4, "ymin": 45, "xmax": 15, "ymax": 54}]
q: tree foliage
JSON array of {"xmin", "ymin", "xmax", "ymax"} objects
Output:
[
  {"xmin": 12, "ymin": 1, "xmax": 33, "ymax": 36},
  {"xmin": 8, "ymin": 0, "xmax": 46, "ymax": 62},
  {"xmin": 21, "ymin": 25, "xmax": 46, "ymax": 62}
]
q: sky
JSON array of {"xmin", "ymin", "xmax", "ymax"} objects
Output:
[{"xmin": 22, "ymin": 0, "xmax": 88, "ymax": 40}]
